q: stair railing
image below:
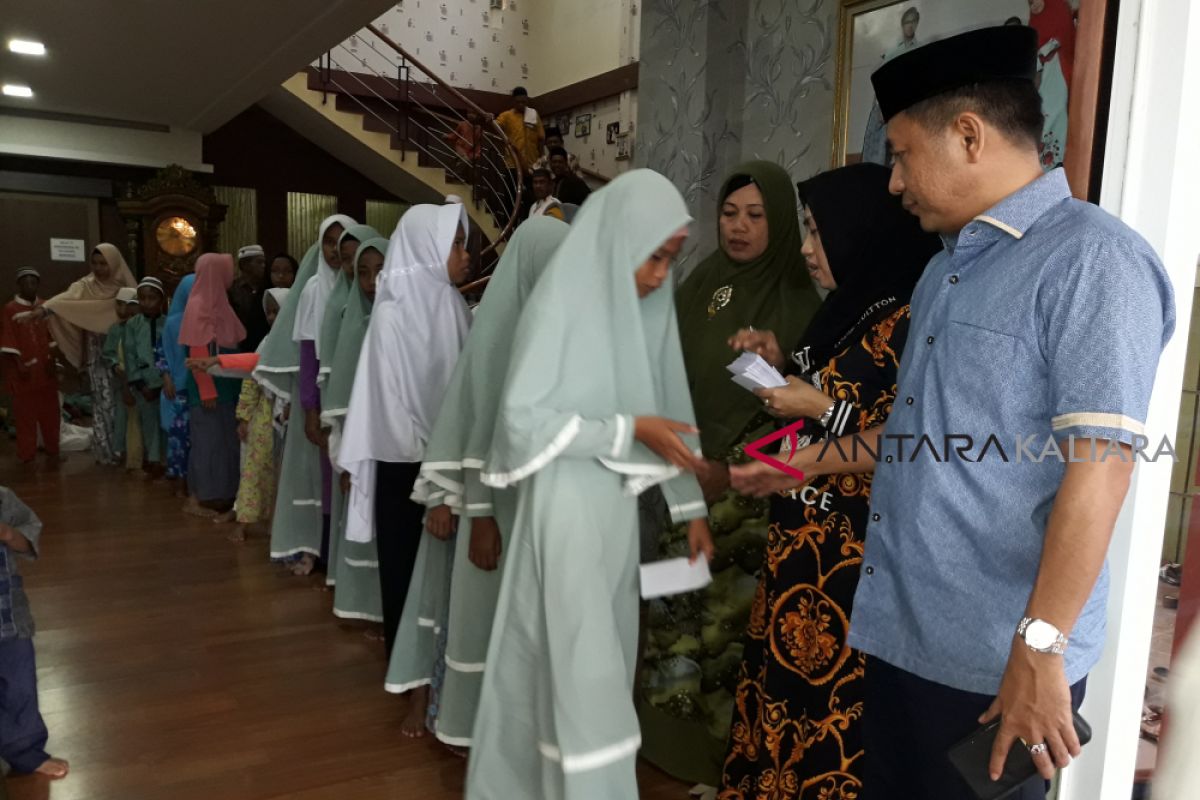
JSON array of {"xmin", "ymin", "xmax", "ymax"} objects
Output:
[{"xmin": 318, "ymin": 24, "xmax": 525, "ymax": 278}]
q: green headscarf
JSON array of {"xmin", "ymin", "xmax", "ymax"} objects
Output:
[
  {"xmin": 318, "ymin": 223, "xmax": 380, "ymax": 384},
  {"xmin": 252, "ymin": 242, "xmax": 319, "ymax": 399},
  {"xmin": 674, "ymin": 161, "xmax": 820, "ymax": 458},
  {"xmin": 416, "ymin": 217, "xmax": 570, "ymax": 501},
  {"xmin": 480, "ymin": 169, "xmax": 704, "ymax": 513},
  {"xmin": 321, "ymin": 236, "xmax": 388, "ymax": 424}
]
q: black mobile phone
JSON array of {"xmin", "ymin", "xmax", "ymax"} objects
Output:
[{"xmin": 946, "ymin": 711, "xmax": 1093, "ymax": 800}]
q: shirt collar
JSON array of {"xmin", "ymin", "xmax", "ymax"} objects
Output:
[
  {"xmin": 943, "ymin": 168, "xmax": 1072, "ymax": 252},
  {"xmin": 12, "ymin": 296, "xmax": 34, "ymax": 307}
]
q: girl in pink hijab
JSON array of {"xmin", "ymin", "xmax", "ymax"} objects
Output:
[{"xmin": 180, "ymin": 254, "xmax": 247, "ymax": 517}]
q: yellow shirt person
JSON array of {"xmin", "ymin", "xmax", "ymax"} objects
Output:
[{"xmin": 495, "ymin": 88, "xmax": 544, "ymax": 171}]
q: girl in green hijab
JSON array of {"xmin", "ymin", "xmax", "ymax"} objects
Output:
[
  {"xmin": 316, "ymin": 223, "xmax": 379, "ymax": 584},
  {"xmin": 639, "ymin": 162, "xmax": 821, "ymax": 786},
  {"xmin": 383, "ymin": 218, "xmax": 570, "ymax": 747},
  {"xmin": 465, "ymin": 170, "xmax": 715, "ymax": 799},
  {"xmin": 322, "ymin": 236, "xmax": 388, "ymax": 626}
]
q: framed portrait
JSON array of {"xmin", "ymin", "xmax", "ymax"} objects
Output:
[
  {"xmin": 607, "ymin": 121, "xmax": 621, "ymax": 144},
  {"xmin": 831, "ymin": 0, "xmax": 1109, "ymax": 200},
  {"xmin": 615, "ymin": 132, "xmax": 633, "ymax": 161},
  {"xmin": 575, "ymin": 114, "xmax": 592, "ymax": 138}
]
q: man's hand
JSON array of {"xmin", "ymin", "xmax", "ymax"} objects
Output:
[
  {"xmin": 981, "ymin": 645, "xmax": 1080, "ymax": 782},
  {"xmin": 162, "ymin": 373, "xmax": 176, "ymax": 401},
  {"xmin": 687, "ymin": 518, "xmax": 714, "ymax": 564},
  {"xmin": 425, "ymin": 504, "xmax": 455, "ymax": 540},
  {"xmin": 202, "ymin": 396, "xmax": 217, "ymax": 410},
  {"xmin": 340, "ymin": 471, "xmax": 351, "ymax": 494},
  {"xmin": 186, "ymin": 356, "xmax": 219, "ymax": 371},
  {"xmin": 237, "ymin": 421, "xmax": 249, "ymax": 442},
  {"xmin": 141, "ymin": 386, "xmax": 160, "ymax": 402},
  {"xmin": 122, "ymin": 387, "xmax": 136, "ymax": 407},
  {"xmin": 469, "ymin": 516, "xmax": 502, "ymax": 571}
]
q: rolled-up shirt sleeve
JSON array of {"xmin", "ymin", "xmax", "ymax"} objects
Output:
[{"xmin": 1042, "ymin": 236, "xmax": 1176, "ymax": 445}]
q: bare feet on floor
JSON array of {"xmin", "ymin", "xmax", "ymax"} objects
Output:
[
  {"xmin": 183, "ymin": 498, "xmax": 217, "ymax": 518},
  {"xmin": 401, "ymin": 686, "xmax": 430, "ymax": 738},
  {"xmin": 226, "ymin": 525, "xmax": 247, "ymax": 543},
  {"xmin": 211, "ymin": 510, "xmax": 236, "ymax": 524},
  {"xmin": 35, "ymin": 756, "xmax": 69, "ymax": 779},
  {"xmin": 291, "ymin": 554, "xmax": 316, "ymax": 576},
  {"xmin": 363, "ymin": 626, "xmax": 386, "ymax": 642}
]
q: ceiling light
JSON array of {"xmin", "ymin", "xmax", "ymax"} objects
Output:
[
  {"xmin": 8, "ymin": 40, "xmax": 46, "ymax": 56},
  {"xmin": 2, "ymin": 84, "xmax": 34, "ymax": 98}
]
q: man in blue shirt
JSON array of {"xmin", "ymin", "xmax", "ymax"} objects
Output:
[{"xmin": 733, "ymin": 25, "xmax": 1175, "ymax": 799}]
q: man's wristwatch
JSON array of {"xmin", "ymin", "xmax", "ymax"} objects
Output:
[{"xmin": 1017, "ymin": 617, "xmax": 1069, "ymax": 655}]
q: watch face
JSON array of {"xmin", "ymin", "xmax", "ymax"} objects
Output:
[
  {"xmin": 1025, "ymin": 619, "xmax": 1059, "ymax": 650},
  {"xmin": 156, "ymin": 216, "xmax": 198, "ymax": 257}
]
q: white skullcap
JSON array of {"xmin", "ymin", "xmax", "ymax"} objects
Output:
[{"xmin": 237, "ymin": 244, "xmax": 265, "ymax": 260}]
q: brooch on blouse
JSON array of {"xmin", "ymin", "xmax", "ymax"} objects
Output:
[{"xmin": 708, "ymin": 285, "xmax": 733, "ymax": 319}]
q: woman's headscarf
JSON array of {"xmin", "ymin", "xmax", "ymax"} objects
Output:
[
  {"xmin": 318, "ymin": 223, "xmax": 380, "ymax": 380},
  {"xmin": 479, "ymin": 169, "xmax": 702, "ymax": 501},
  {"xmin": 44, "ymin": 242, "xmax": 137, "ymax": 367},
  {"xmin": 792, "ymin": 163, "xmax": 943, "ymax": 372},
  {"xmin": 321, "ymin": 237, "xmax": 388, "ymax": 427},
  {"xmin": 294, "ymin": 214, "xmax": 357, "ymax": 353},
  {"xmin": 674, "ymin": 161, "xmax": 821, "ymax": 458},
  {"xmin": 414, "ymin": 217, "xmax": 569, "ymax": 505},
  {"xmin": 178, "ymin": 253, "xmax": 246, "ymax": 349},
  {"xmin": 339, "ymin": 204, "xmax": 473, "ymax": 542}
]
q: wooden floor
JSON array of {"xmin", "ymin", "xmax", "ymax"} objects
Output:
[{"xmin": 0, "ymin": 450, "xmax": 691, "ymax": 800}]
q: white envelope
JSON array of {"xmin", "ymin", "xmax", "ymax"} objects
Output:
[{"xmin": 639, "ymin": 556, "xmax": 713, "ymax": 600}]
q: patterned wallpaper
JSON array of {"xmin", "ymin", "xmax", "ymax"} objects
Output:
[
  {"xmin": 636, "ymin": 0, "xmax": 835, "ymax": 273},
  {"xmin": 336, "ymin": 0, "xmax": 534, "ymax": 93},
  {"xmin": 549, "ymin": 92, "xmax": 638, "ymax": 181}
]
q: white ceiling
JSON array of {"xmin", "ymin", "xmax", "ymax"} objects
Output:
[{"xmin": 0, "ymin": 0, "xmax": 395, "ymax": 133}]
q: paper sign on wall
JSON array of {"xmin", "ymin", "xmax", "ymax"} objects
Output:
[{"xmin": 50, "ymin": 238, "xmax": 86, "ymax": 262}]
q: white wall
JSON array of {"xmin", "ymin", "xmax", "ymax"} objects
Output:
[
  {"xmin": 1055, "ymin": 0, "xmax": 1200, "ymax": 797},
  {"xmin": 550, "ymin": 91, "xmax": 637, "ymax": 181},
  {"xmin": 0, "ymin": 115, "xmax": 209, "ymax": 172},
  {"xmin": 528, "ymin": 0, "xmax": 631, "ymax": 92}
]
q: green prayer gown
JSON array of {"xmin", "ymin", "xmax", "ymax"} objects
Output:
[
  {"xmin": 323, "ymin": 236, "xmax": 388, "ymax": 622},
  {"xmin": 465, "ymin": 172, "xmax": 707, "ymax": 799},
  {"xmin": 389, "ymin": 219, "xmax": 569, "ymax": 746},
  {"xmin": 264, "ymin": 237, "xmax": 333, "ymax": 560},
  {"xmin": 317, "ymin": 224, "xmax": 380, "ymax": 584}
]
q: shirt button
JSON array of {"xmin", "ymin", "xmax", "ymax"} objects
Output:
[
  {"xmin": 926, "ymin": 336, "xmax": 934, "ymax": 345},
  {"xmin": 872, "ymin": 513, "xmax": 880, "ymax": 522},
  {"xmin": 885, "ymin": 456, "xmax": 894, "ymax": 463},
  {"xmin": 905, "ymin": 397, "xmax": 914, "ymax": 405},
  {"xmin": 865, "ymin": 566, "xmax": 875, "ymax": 576},
  {"xmin": 949, "ymin": 275, "xmax": 959, "ymax": 284}
]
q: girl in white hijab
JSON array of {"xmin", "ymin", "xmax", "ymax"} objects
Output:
[{"xmin": 337, "ymin": 203, "xmax": 473, "ymax": 663}]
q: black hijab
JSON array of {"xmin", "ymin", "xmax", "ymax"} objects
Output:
[{"xmin": 792, "ymin": 163, "xmax": 942, "ymax": 372}]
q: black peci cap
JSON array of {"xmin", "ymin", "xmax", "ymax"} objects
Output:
[{"xmin": 871, "ymin": 25, "xmax": 1039, "ymax": 122}]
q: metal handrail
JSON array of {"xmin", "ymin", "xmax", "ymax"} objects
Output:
[
  {"xmin": 364, "ymin": 23, "xmax": 524, "ymax": 260},
  {"xmin": 317, "ymin": 24, "xmax": 528, "ymax": 290}
]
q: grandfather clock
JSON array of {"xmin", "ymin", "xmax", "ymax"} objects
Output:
[{"xmin": 117, "ymin": 165, "xmax": 227, "ymax": 290}]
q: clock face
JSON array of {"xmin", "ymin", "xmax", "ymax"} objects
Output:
[{"xmin": 156, "ymin": 216, "xmax": 198, "ymax": 257}]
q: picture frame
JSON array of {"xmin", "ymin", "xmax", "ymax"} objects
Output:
[
  {"xmin": 831, "ymin": 0, "xmax": 1109, "ymax": 200},
  {"xmin": 615, "ymin": 132, "xmax": 632, "ymax": 161},
  {"xmin": 607, "ymin": 121, "xmax": 620, "ymax": 144},
  {"xmin": 574, "ymin": 113, "xmax": 592, "ymax": 138}
]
